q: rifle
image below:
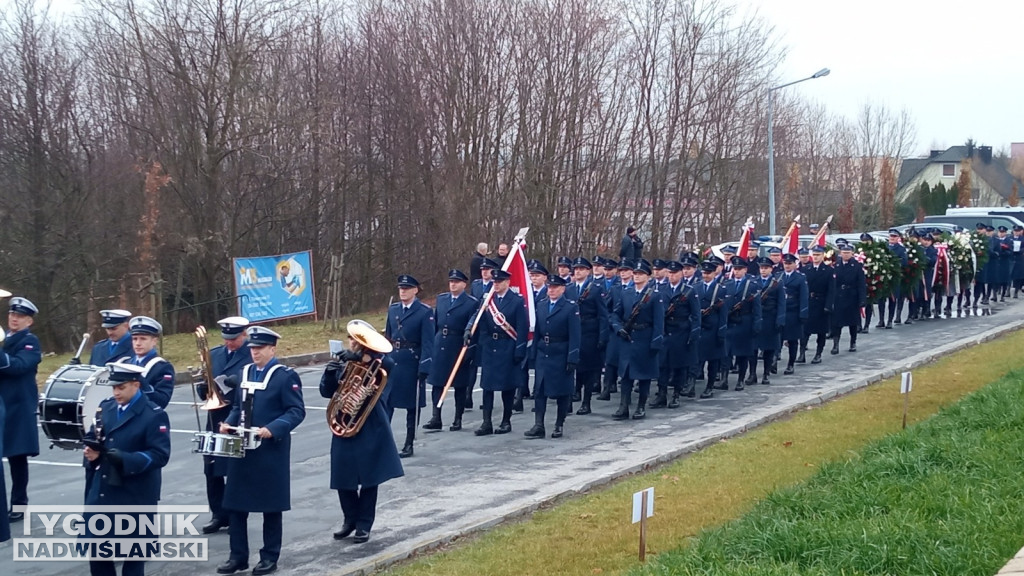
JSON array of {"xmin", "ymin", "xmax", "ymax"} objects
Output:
[
  {"xmin": 701, "ymin": 283, "xmax": 722, "ymax": 317},
  {"xmin": 620, "ymin": 285, "xmax": 652, "ymax": 341}
]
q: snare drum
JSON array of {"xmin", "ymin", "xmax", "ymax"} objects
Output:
[
  {"xmin": 239, "ymin": 428, "xmax": 263, "ymax": 451},
  {"xmin": 191, "ymin": 432, "xmax": 245, "ymax": 459},
  {"xmin": 39, "ymin": 365, "xmax": 111, "ymax": 450}
]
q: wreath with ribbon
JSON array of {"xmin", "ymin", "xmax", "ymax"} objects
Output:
[{"xmin": 855, "ymin": 240, "xmax": 900, "ymax": 305}]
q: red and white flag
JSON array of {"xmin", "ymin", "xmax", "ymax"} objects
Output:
[
  {"xmin": 812, "ymin": 215, "xmax": 833, "ymax": 247},
  {"xmin": 780, "ymin": 216, "xmax": 801, "ymax": 255},
  {"xmin": 500, "ymin": 238, "xmax": 535, "ymax": 344},
  {"xmin": 737, "ymin": 218, "xmax": 755, "ymax": 256}
]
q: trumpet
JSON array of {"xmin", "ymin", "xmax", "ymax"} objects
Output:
[{"xmin": 194, "ymin": 326, "xmax": 229, "ymax": 411}]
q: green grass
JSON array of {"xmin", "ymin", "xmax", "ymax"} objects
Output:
[
  {"xmin": 385, "ymin": 328, "xmax": 1024, "ymax": 576},
  {"xmin": 634, "ymin": 371, "xmax": 1024, "ymax": 576},
  {"xmin": 37, "ymin": 312, "xmax": 388, "ymax": 387}
]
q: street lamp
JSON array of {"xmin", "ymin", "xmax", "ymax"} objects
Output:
[{"xmin": 767, "ymin": 67, "xmax": 830, "ymax": 235}]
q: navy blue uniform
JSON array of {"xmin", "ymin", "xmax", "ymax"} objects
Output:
[
  {"xmin": 470, "ymin": 290, "xmax": 527, "ymax": 427},
  {"xmin": 802, "ymin": 263, "xmax": 835, "ymax": 357},
  {"xmin": 917, "ymin": 244, "xmax": 937, "ymax": 318},
  {"xmin": 991, "ymin": 235, "xmax": 1013, "ymax": 299},
  {"xmin": 223, "ymin": 360, "xmax": 305, "ymax": 566},
  {"xmin": 658, "ymin": 282, "xmax": 700, "ymax": 400},
  {"xmin": 696, "ymin": 279, "xmax": 728, "ymax": 390},
  {"xmin": 879, "ymin": 241, "xmax": 908, "ymax": 325},
  {"xmin": 724, "ymin": 276, "xmax": 762, "ymax": 384},
  {"xmin": 199, "ymin": 340, "xmax": 249, "ymax": 522},
  {"xmin": 119, "ymin": 349, "xmax": 175, "ymax": 409},
  {"xmin": 611, "ymin": 285, "xmax": 664, "ymax": 412},
  {"xmin": 83, "ymin": 391, "xmax": 171, "ymax": 576},
  {"xmin": 1011, "ymin": 234, "xmax": 1024, "ymax": 293},
  {"xmin": 427, "ymin": 291, "xmax": 479, "ymax": 421},
  {"xmin": 385, "ymin": 299, "xmax": 434, "ymax": 411},
  {"xmin": 567, "ymin": 278, "xmax": 608, "ymax": 408},
  {"xmin": 0, "ymin": 399, "xmax": 7, "ymax": 543},
  {"xmin": 88, "ymin": 333, "xmax": 132, "ymax": 367},
  {"xmin": 781, "ymin": 271, "xmax": 809, "ymax": 368},
  {"xmin": 0, "ymin": 328, "xmax": 41, "ymax": 511},
  {"xmin": 320, "ymin": 356, "xmax": 403, "ymax": 534},
  {"xmin": 832, "ymin": 257, "xmax": 866, "ymax": 348},
  {"xmin": 755, "ymin": 273, "xmax": 786, "ymax": 381},
  {"xmin": 530, "ymin": 297, "xmax": 581, "ymax": 430},
  {"xmin": 601, "ymin": 281, "xmax": 628, "ymax": 396}
]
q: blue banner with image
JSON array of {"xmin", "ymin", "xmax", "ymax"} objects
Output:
[{"xmin": 233, "ymin": 251, "xmax": 317, "ymax": 321}]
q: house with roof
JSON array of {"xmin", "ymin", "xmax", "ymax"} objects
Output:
[{"xmin": 896, "ymin": 144, "xmax": 1023, "ymax": 207}]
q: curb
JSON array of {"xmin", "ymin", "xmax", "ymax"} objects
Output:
[{"xmin": 333, "ymin": 318, "xmax": 1024, "ymax": 576}]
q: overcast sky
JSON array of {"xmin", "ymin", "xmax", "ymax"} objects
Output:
[{"xmin": 745, "ymin": 0, "xmax": 1022, "ymax": 157}]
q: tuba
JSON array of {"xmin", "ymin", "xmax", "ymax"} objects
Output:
[
  {"xmin": 327, "ymin": 319, "xmax": 392, "ymax": 437},
  {"xmin": 194, "ymin": 325, "xmax": 229, "ymax": 411}
]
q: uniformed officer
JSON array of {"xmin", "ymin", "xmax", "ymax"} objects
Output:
[
  {"xmin": 515, "ymin": 261, "xmax": 548, "ymax": 410},
  {"xmin": 800, "ymin": 245, "xmax": 835, "ymax": 364},
  {"xmin": 974, "ymin": 222, "xmax": 990, "ymax": 306},
  {"xmin": 0, "ymin": 387, "xmax": 7, "ymax": 543},
  {"xmin": 652, "ymin": 260, "xmax": 700, "ymax": 406},
  {"xmin": 321, "ymin": 322, "xmax": 403, "ymax": 545},
  {"xmin": 528, "ymin": 261, "xmax": 549, "ymax": 303},
  {"xmin": 597, "ymin": 262, "xmax": 631, "ymax": 400},
  {"xmin": 1011, "ymin": 225, "xmax": 1024, "ymax": 298},
  {"xmin": 567, "ymin": 258, "xmax": 608, "ymax": 415},
  {"xmin": 556, "ymin": 256, "xmax": 573, "ymax": 284},
  {"xmin": 385, "ymin": 275, "xmax": 434, "ymax": 458},
  {"xmin": 723, "ymin": 257, "xmax": 762, "ymax": 389},
  {"xmin": 745, "ymin": 242, "xmax": 760, "ymax": 276},
  {"xmin": 424, "ymin": 270, "xmax": 479, "ymax": 431},
  {"xmin": 992, "ymin": 226, "xmax": 1012, "ymax": 302},
  {"xmin": 680, "ymin": 255, "xmax": 699, "ymax": 287},
  {"xmin": 696, "ymin": 261, "xmax": 727, "ymax": 398},
  {"xmin": 797, "ymin": 247, "xmax": 811, "ymax": 269},
  {"xmin": 84, "ymin": 309, "xmax": 133, "ymax": 366},
  {"xmin": 122, "ymin": 317, "xmax": 175, "ymax": 408},
  {"xmin": 768, "ymin": 247, "xmax": 784, "ymax": 275},
  {"xmin": 467, "ymin": 258, "xmax": 500, "ymax": 409},
  {"xmin": 878, "ymin": 229, "xmax": 907, "ymax": 328},
  {"xmin": 467, "ymin": 269, "xmax": 527, "ymax": 435},
  {"xmin": 525, "ymin": 276, "xmax": 581, "ymax": 438},
  {"xmin": 198, "ymin": 316, "xmax": 250, "ymax": 535},
  {"xmin": 652, "ymin": 259, "xmax": 669, "ymax": 288},
  {"xmin": 0, "ymin": 297, "xmax": 41, "ymax": 522},
  {"xmin": 610, "ymin": 260, "xmax": 663, "ymax": 420},
  {"xmin": 218, "ymin": 327, "xmax": 305, "ymax": 576},
  {"xmin": 780, "ymin": 254, "xmax": 809, "ymax": 374},
  {"xmin": 831, "ymin": 242, "xmax": 866, "ymax": 353},
  {"xmin": 82, "ymin": 360, "xmax": 171, "ymax": 576},
  {"xmin": 755, "ymin": 257, "xmax": 785, "ymax": 384},
  {"xmin": 918, "ymin": 233, "xmax": 938, "ymax": 319},
  {"xmin": 857, "ymin": 233, "xmax": 877, "ymax": 332},
  {"xmin": 721, "ymin": 245, "xmax": 737, "ymax": 276}
]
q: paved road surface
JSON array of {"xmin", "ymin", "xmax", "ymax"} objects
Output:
[{"xmin": 2, "ymin": 302, "xmax": 1021, "ymax": 575}]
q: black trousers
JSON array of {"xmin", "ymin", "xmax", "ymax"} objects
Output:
[
  {"xmin": 228, "ymin": 511, "xmax": 282, "ymax": 564},
  {"xmin": 8, "ymin": 454, "xmax": 28, "ymax": 506},
  {"xmin": 90, "ymin": 559, "xmax": 144, "ymax": 576},
  {"xmin": 534, "ymin": 394, "xmax": 569, "ymax": 426},
  {"xmin": 482, "ymin": 389, "xmax": 515, "ymax": 418},
  {"xmin": 204, "ymin": 457, "xmax": 227, "ymax": 521},
  {"xmin": 338, "ymin": 486, "xmax": 378, "ymax": 532}
]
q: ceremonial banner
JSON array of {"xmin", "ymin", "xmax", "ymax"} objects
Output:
[
  {"xmin": 233, "ymin": 251, "xmax": 317, "ymax": 321},
  {"xmin": 781, "ymin": 216, "xmax": 801, "ymax": 255},
  {"xmin": 501, "ymin": 238, "xmax": 535, "ymax": 344},
  {"xmin": 737, "ymin": 218, "xmax": 754, "ymax": 256}
]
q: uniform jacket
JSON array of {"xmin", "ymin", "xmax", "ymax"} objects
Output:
[
  {"xmin": 470, "ymin": 290, "xmax": 528, "ymax": 392},
  {"xmin": 756, "ymin": 273, "xmax": 786, "ymax": 351},
  {"xmin": 119, "ymin": 349, "xmax": 175, "ymax": 409},
  {"xmin": 427, "ymin": 292, "xmax": 479, "ymax": 390},
  {"xmin": 320, "ymin": 355, "xmax": 403, "ymax": 490},
  {"xmin": 531, "ymin": 297, "xmax": 581, "ymax": 398},
  {"xmin": 697, "ymin": 279, "xmax": 728, "ymax": 361},
  {"xmin": 803, "ymin": 263, "xmax": 835, "ymax": 335},
  {"xmin": 0, "ymin": 328, "xmax": 41, "ymax": 457},
  {"xmin": 566, "ymin": 278, "xmax": 608, "ymax": 366},
  {"xmin": 603, "ymin": 281, "xmax": 629, "ymax": 365},
  {"xmin": 385, "ymin": 298, "xmax": 434, "ymax": 409},
  {"xmin": 992, "ymin": 235, "xmax": 1013, "ymax": 284},
  {"xmin": 612, "ymin": 284, "xmax": 665, "ymax": 380},
  {"xmin": 224, "ymin": 359, "xmax": 306, "ymax": 512},
  {"xmin": 661, "ymin": 282, "xmax": 701, "ymax": 369},
  {"xmin": 88, "ymin": 334, "xmax": 132, "ymax": 367},
  {"xmin": 781, "ymin": 271, "xmax": 809, "ymax": 341},
  {"xmin": 833, "ymin": 258, "xmax": 867, "ymax": 326},
  {"xmin": 201, "ymin": 340, "xmax": 250, "ymax": 474},
  {"xmin": 724, "ymin": 276, "xmax": 763, "ymax": 357},
  {"xmin": 83, "ymin": 392, "xmax": 171, "ymax": 507},
  {"xmin": 470, "ymin": 279, "xmax": 493, "ymax": 300}
]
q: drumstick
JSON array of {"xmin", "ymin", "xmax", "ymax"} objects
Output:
[{"xmin": 73, "ymin": 333, "xmax": 91, "ymax": 363}]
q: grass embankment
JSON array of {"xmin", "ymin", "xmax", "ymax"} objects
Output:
[
  {"xmin": 36, "ymin": 312, "xmax": 387, "ymax": 387},
  {"xmin": 384, "ymin": 327, "xmax": 1024, "ymax": 576},
  {"xmin": 635, "ymin": 369, "xmax": 1024, "ymax": 576}
]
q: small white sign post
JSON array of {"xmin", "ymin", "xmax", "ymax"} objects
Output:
[
  {"xmin": 900, "ymin": 371, "xmax": 913, "ymax": 429},
  {"xmin": 632, "ymin": 487, "xmax": 654, "ymax": 561}
]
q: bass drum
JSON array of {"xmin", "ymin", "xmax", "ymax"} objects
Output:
[{"xmin": 39, "ymin": 365, "xmax": 112, "ymax": 450}]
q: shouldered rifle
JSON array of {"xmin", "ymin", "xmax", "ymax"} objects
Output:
[
  {"xmin": 701, "ymin": 283, "xmax": 722, "ymax": 317},
  {"xmin": 760, "ymin": 277, "xmax": 779, "ymax": 301},
  {"xmin": 731, "ymin": 279, "xmax": 755, "ymax": 312},
  {"xmin": 620, "ymin": 286, "xmax": 652, "ymax": 341}
]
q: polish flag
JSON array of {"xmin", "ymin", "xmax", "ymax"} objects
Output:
[{"xmin": 500, "ymin": 238, "xmax": 535, "ymax": 344}]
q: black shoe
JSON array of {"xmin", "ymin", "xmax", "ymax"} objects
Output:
[
  {"xmin": 894, "ymin": 318, "xmax": 902, "ymax": 325},
  {"xmin": 495, "ymin": 421, "xmax": 512, "ymax": 434},
  {"xmin": 699, "ymin": 387, "xmax": 713, "ymax": 399},
  {"xmin": 795, "ymin": 352, "xmax": 806, "ymax": 364},
  {"xmin": 783, "ymin": 365, "xmax": 794, "ymax": 375},
  {"xmin": 512, "ymin": 398, "xmax": 524, "ymax": 413},
  {"xmin": 769, "ymin": 364, "xmax": 778, "ymax": 375},
  {"xmin": 831, "ymin": 343, "xmax": 839, "ymax": 355},
  {"xmin": 9, "ymin": 511, "xmax": 24, "ymax": 522},
  {"xmin": 744, "ymin": 374, "xmax": 757, "ymax": 385},
  {"xmin": 609, "ymin": 383, "xmax": 618, "ymax": 393},
  {"xmin": 713, "ymin": 383, "xmax": 729, "ymax": 391},
  {"xmin": 860, "ymin": 327, "xmax": 869, "ymax": 334},
  {"xmin": 572, "ymin": 392, "xmax": 582, "ymax": 402},
  {"xmin": 811, "ymin": 354, "xmax": 822, "ymax": 364},
  {"xmin": 667, "ymin": 393, "xmax": 681, "ymax": 408},
  {"xmin": 612, "ymin": 406, "xmax": 630, "ymax": 420},
  {"xmin": 449, "ymin": 418, "xmax": 462, "ymax": 431},
  {"xmin": 632, "ymin": 405, "xmax": 646, "ymax": 419},
  {"xmin": 353, "ymin": 530, "xmax": 370, "ymax": 544},
  {"xmin": 760, "ymin": 377, "xmax": 770, "ymax": 385},
  {"xmin": 649, "ymin": 393, "xmax": 667, "ymax": 408},
  {"xmin": 904, "ymin": 318, "xmax": 913, "ymax": 325},
  {"xmin": 217, "ymin": 559, "xmax": 249, "ymax": 574},
  {"xmin": 524, "ymin": 424, "xmax": 545, "ymax": 439},
  {"xmin": 596, "ymin": 390, "xmax": 611, "ymax": 401},
  {"xmin": 849, "ymin": 344, "xmax": 857, "ymax": 352},
  {"xmin": 885, "ymin": 322, "xmax": 893, "ymax": 329},
  {"xmin": 333, "ymin": 523, "xmax": 356, "ymax": 540},
  {"xmin": 423, "ymin": 417, "xmax": 442, "ymax": 431},
  {"xmin": 474, "ymin": 422, "xmax": 493, "ymax": 436},
  {"xmin": 399, "ymin": 443, "xmax": 414, "ymax": 458},
  {"xmin": 576, "ymin": 403, "xmax": 591, "ymax": 415},
  {"xmin": 253, "ymin": 560, "xmax": 277, "ymax": 576},
  {"xmin": 734, "ymin": 382, "xmax": 745, "ymax": 391},
  {"xmin": 875, "ymin": 322, "xmax": 885, "ymax": 328},
  {"xmin": 551, "ymin": 425, "xmax": 563, "ymax": 438},
  {"xmin": 202, "ymin": 517, "xmax": 230, "ymax": 534}
]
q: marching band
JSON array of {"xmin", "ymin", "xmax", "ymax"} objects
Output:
[{"xmin": 0, "ymin": 221, "xmax": 1014, "ymax": 574}]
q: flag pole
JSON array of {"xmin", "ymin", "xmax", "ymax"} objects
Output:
[{"xmin": 437, "ymin": 229, "xmax": 529, "ymax": 408}]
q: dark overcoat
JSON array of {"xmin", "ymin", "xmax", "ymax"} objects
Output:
[
  {"xmin": 427, "ymin": 292, "xmax": 479, "ymax": 390},
  {"xmin": 117, "ymin": 349, "xmax": 175, "ymax": 409},
  {"xmin": 992, "ymin": 235, "xmax": 1013, "ymax": 285},
  {"xmin": 1011, "ymin": 235, "xmax": 1024, "ymax": 281},
  {"xmin": 0, "ymin": 328, "xmax": 41, "ymax": 457},
  {"xmin": 566, "ymin": 279, "xmax": 608, "ymax": 367},
  {"xmin": 201, "ymin": 341, "xmax": 250, "ymax": 475},
  {"xmin": 224, "ymin": 360, "xmax": 306, "ymax": 512},
  {"xmin": 612, "ymin": 285, "xmax": 665, "ymax": 380},
  {"xmin": 320, "ymin": 356, "xmax": 404, "ymax": 490},
  {"xmin": 832, "ymin": 258, "xmax": 866, "ymax": 327},
  {"xmin": 88, "ymin": 335, "xmax": 132, "ymax": 367},
  {"xmin": 725, "ymin": 277, "xmax": 762, "ymax": 357},
  {"xmin": 471, "ymin": 291, "xmax": 528, "ymax": 392},
  {"xmin": 603, "ymin": 281, "xmax": 628, "ymax": 366},
  {"xmin": 755, "ymin": 274, "xmax": 786, "ymax": 351},
  {"xmin": 803, "ymin": 264, "xmax": 835, "ymax": 335},
  {"xmin": 384, "ymin": 299, "xmax": 434, "ymax": 409},
  {"xmin": 661, "ymin": 283, "xmax": 701, "ymax": 369},
  {"xmin": 781, "ymin": 271, "xmax": 809, "ymax": 341},
  {"xmin": 531, "ymin": 298, "xmax": 581, "ymax": 398},
  {"xmin": 696, "ymin": 280, "xmax": 728, "ymax": 362}
]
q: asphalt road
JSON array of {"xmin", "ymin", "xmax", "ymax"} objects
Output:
[{"xmin": 2, "ymin": 300, "xmax": 1021, "ymax": 576}]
